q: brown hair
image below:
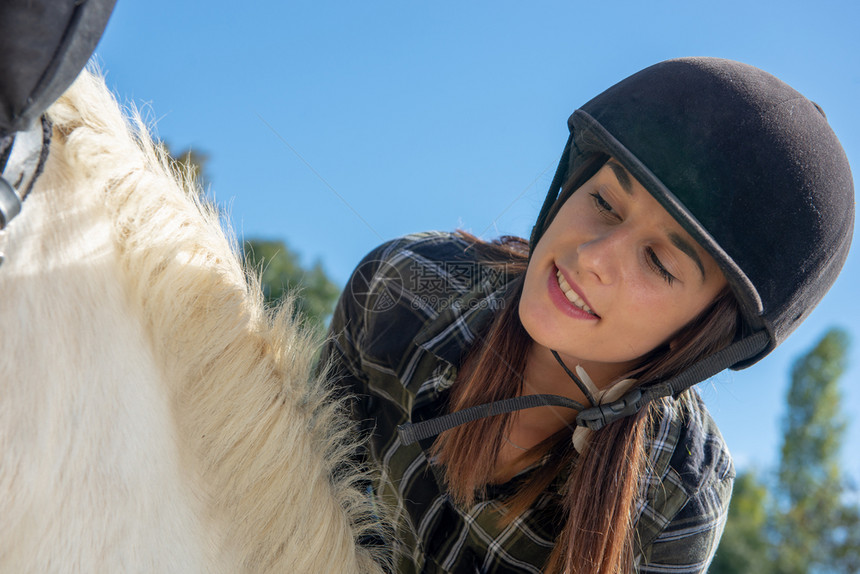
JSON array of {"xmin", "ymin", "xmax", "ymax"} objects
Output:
[{"xmin": 432, "ymin": 159, "xmax": 742, "ymax": 573}]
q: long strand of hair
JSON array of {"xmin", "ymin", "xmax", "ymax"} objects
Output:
[{"xmin": 430, "ymin": 271, "xmax": 530, "ymax": 506}]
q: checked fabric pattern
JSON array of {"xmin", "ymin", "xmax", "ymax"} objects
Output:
[{"xmin": 320, "ymin": 231, "xmax": 734, "ymax": 573}]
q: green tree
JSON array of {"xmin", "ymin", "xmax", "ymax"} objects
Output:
[
  {"xmin": 242, "ymin": 238, "xmax": 340, "ymax": 332},
  {"xmin": 775, "ymin": 328, "xmax": 855, "ymax": 574},
  {"xmin": 710, "ymin": 470, "xmax": 775, "ymax": 573},
  {"xmin": 831, "ymin": 503, "xmax": 860, "ymax": 573},
  {"xmin": 710, "ymin": 328, "xmax": 860, "ymax": 573}
]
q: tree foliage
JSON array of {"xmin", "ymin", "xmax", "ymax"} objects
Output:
[
  {"xmin": 710, "ymin": 328, "xmax": 859, "ymax": 573},
  {"xmin": 242, "ymin": 238, "xmax": 340, "ymax": 332},
  {"xmin": 709, "ymin": 471, "xmax": 774, "ymax": 574},
  {"xmin": 775, "ymin": 328, "xmax": 855, "ymax": 573}
]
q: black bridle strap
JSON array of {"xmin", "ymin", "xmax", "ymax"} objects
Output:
[
  {"xmin": 0, "ymin": 116, "xmax": 52, "ymax": 231},
  {"xmin": 0, "ymin": 177, "xmax": 20, "ymax": 230}
]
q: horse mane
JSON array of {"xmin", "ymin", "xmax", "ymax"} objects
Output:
[{"xmin": 44, "ymin": 70, "xmax": 388, "ymax": 573}]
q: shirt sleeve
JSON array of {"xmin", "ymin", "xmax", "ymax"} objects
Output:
[
  {"xmin": 634, "ymin": 392, "xmax": 735, "ymax": 573},
  {"xmin": 315, "ymin": 241, "xmax": 405, "ymax": 571},
  {"xmin": 636, "ymin": 446, "xmax": 734, "ymax": 572},
  {"xmin": 637, "ymin": 472, "xmax": 733, "ymax": 573},
  {"xmin": 317, "ymin": 239, "xmax": 399, "ymax": 426}
]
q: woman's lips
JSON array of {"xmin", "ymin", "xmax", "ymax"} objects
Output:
[{"xmin": 548, "ymin": 265, "xmax": 599, "ymax": 320}]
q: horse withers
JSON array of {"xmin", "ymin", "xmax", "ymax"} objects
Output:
[{"xmin": 0, "ymin": 70, "xmax": 387, "ymax": 574}]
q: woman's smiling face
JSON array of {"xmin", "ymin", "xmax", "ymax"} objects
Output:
[{"xmin": 520, "ymin": 160, "xmax": 728, "ymax": 380}]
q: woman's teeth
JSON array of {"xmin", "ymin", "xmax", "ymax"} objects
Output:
[{"xmin": 556, "ymin": 270, "xmax": 595, "ymax": 315}]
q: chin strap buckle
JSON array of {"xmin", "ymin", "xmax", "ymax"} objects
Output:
[{"xmin": 576, "ymin": 388, "xmax": 644, "ymax": 431}]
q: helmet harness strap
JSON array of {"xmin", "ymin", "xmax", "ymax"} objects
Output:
[
  {"xmin": 398, "ymin": 330, "xmax": 768, "ymax": 445},
  {"xmin": 528, "ymin": 135, "xmax": 571, "ymax": 251},
  {"xmin": 550, "ymin": 349, "xmax": 597, "ymax": 406}
]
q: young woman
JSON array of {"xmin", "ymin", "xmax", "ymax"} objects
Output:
[{"xmin": 320, "ymin": 58, "xmax": 854, "ymax": 573}]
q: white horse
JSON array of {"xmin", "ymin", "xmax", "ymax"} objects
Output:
[{"xmin": 0, "ymin": 70, "xmax": 387, "ymax": 574}]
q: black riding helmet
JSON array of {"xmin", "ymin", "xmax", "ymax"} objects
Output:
[
  {"xmin": 399, "ymin": 57, "xmax": 855, "ymax": 444},
  {"xmin": 533, "ymin": 57, "xmax": 854, "ymax": 366},
  {"xmin": 518, "ymin": 57, "xmax": 855, "ymax": 430}
]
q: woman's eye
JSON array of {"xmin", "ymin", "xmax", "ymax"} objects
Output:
[
  {"xmin": 646, "ymin": 248, "xmax": 676, "ymax": 285},
  {"xmin": 590, "ymin": 192, "xmax": 618, "ymax": 219}
]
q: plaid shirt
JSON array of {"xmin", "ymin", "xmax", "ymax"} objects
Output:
[{"xmin": 322, "ymin": 231, "xmax": 734, "ymax": 573}]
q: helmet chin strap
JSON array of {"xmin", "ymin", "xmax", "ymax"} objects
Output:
[
  {"xmin": 397, "ymin": 331, "xmax": 769, "ymax": 446},
  {"xmin": 550, "ymin": 349, "xmax": 597, "ymax": 406},
  {"xmin": 397, "ymin": 393, "xmax": 589, "ymax": 446},
  {"xmin": 398, "ymin": 349, "xmax": 599, "ymax": 447}
]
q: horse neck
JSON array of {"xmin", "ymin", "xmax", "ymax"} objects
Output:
[
  {"xmin": 0, "ymin": 136, "xmax": 232, "ymax": 572},
  {"xmin": 18, "ymin": 70, "xmax": 385, "ymax": 573}
]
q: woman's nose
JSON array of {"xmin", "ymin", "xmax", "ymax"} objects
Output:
[{"xmin": 575, "ymin": 227, "xmax": 631, "ymax": 284}]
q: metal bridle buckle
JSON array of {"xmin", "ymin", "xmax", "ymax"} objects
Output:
[{"xmin": 0, "ymin": 177, "xmax": 22, "ymax": 231}]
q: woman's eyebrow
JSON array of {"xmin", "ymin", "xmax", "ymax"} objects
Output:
[
  {"xmin": 668, "ymin": 231, "xmax": 706, "ymax": 280},
  {"xmin": 607, "ymin": 159, "xmax": 706, "ymax": 280},
  {"xmin": 606, "ymin": 161, "xmax": 633, "ymax": 194}
]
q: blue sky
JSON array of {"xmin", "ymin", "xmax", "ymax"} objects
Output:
[{"xmin": 94, "ymin": 0, "xmax": 859, "ymax": 481}]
